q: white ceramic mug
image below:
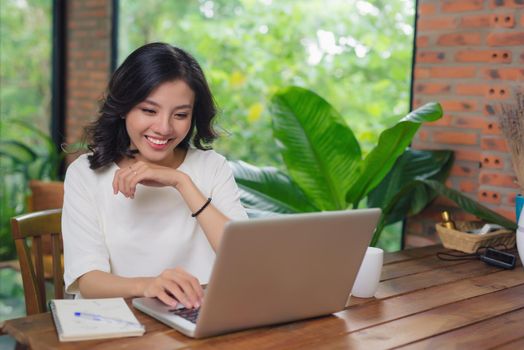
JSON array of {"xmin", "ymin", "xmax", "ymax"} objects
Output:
[{"xmin": 351, "ymin": 246, "xmax": 384, "ymax": 298}]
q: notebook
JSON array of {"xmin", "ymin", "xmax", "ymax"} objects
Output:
[
  {"xmin": 49, "ymin": 297, "xmax": 145, "ymax": 341},
  {"xmin": 133, "ymin": 208, "xmax": 381, "ymax": 338}
]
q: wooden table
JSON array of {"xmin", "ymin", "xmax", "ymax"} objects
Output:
[{"xmin": 3, "ymin": 245, "xmax": 524, "ymax": 349}]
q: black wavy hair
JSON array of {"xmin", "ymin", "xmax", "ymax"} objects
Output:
[{"xmin": 85, "ymin": 42, "xmax": 218, "ymax": 169}]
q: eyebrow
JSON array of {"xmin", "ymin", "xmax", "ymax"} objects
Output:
[{"xmin": 142, "ymin": 99, "xmax": 193, "ymax": 110}]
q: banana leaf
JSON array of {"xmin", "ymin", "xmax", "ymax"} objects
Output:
[
  {"xmin": 346, "ymin": 102, "xmax": 443, "ymax": 206},
  {"xmin": 371, "ymin": 179, "xmax": 517, "ymax": 246},
  {"xmin": 270, "ymin": 86, "xmax": 361, "ymax": 210},
  {"xmin": 230, "ymin": 160, "xmax": 318, "ymax": 213},
  {"xmin": 368, "ymin": 148, "xmax": 454, "ymax": 225},
  {"xmin": 245, "ymin": 208, "xmax": 283, "ymax": 218},
  {"xmin": 422, "ymin": 180, "xmax": 516, "ymax": 229}
]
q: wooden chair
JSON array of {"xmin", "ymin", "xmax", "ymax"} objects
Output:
[
  {"xmin": 10, "ymin": 209, "xmax": 63, "ymax": 315},
  {"xmin": 28, "ymin": 180, "xmax": 65, "ymax": 278}
]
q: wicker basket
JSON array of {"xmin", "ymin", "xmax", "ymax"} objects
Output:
[{"xmin": 435, "ymin": 221, "xmax": 515, "ymax": 253}]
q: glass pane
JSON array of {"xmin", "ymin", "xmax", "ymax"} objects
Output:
[
  {"xmin": 118, "ymin": 0, "xmax": 415, "ymax": 168},
  {"xmin": 0, "ymin": 0, "xmax": 53, "ymax": 321},
  {"xmin": 0, "ymin": 0, "xmax": 52, "ymax": 132},
  {"xmin": 0, "ymin": 0, "xmax": 52, "ymax": 259}
]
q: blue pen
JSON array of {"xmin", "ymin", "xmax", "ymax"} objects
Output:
[{"xmin": 73, "ymin": 311, "xmax": 143, "ymax": 328}]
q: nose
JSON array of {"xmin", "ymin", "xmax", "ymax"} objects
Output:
[{"xmin": 151, "ymin": 114, "xmax": 173, "ymax": 135}]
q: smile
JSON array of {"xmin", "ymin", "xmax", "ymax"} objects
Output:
[{"xmin": 145, "ymin": 136, "xmax": 170, "ymax": 145}]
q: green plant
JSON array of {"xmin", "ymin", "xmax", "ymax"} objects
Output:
[
  {"xmin": 0, "ymin": 119, "xmax": 64, "ymax": 260},
  {"xmin": 231, "ymin": 86, "xmax": 515, "ymax": 246},
  {"xmin": 0, "ymin": 267, "xmax": 25, "ymax": 322}
]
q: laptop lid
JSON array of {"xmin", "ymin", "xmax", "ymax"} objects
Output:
[{"xmin": 194, "ymin": 208, "xmax": 380, "ymax": 338}]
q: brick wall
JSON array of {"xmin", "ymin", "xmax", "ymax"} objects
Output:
[
  {"xmin": 65, "ymin": 0, "xmax": 112, "ymax": 161},
  {"xmin": 406, "ymin": 0, "xmax": 524, "ymax": 247}
]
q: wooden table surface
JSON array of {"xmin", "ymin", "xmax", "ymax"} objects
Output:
[{"xmin": 3, "ymin": 244, "xmax": 524, "ymax": 350}]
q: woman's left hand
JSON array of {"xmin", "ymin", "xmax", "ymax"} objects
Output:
[{"xmin": 112, "ymin": 160, "xmax": 188, "ymax": 198}]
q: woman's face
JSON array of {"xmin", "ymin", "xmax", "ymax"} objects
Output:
[{"xmin": 125, "ymin": 79, "xmax": 194, "ymax": 167}]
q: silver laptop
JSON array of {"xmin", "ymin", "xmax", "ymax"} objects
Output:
[{"xmin": 132, "ymin": 208, "xmax": 381, "ymax": 338}]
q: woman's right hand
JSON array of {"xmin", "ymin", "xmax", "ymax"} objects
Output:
[{"xmin": 141, "ymin": 267, "xmax": 204, "ymax": 309}]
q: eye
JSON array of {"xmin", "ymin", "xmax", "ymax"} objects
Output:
[
  {"xmin": 141, "ymin": 108, "xmax": 156, "ymax": 115},
  {"xmin": 174, "ymin": 113, "xmax": 190, "ymax": 120}
]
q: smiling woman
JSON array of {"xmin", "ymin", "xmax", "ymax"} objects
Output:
[
  {"xmin": 85, "ymin": 43, "xmax": 218, "ymax": 170},
  {"xmin": 124, "ymin": 80, "xmax": 194, "ymax": 167},
  {"xmin": 62, "ymin": 43, "xmax": 248, "ymax": 309}
]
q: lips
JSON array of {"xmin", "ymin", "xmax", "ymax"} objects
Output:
[
  {"xmin": 145, "ymin": 136, "xmax": 168, "ymax": 145},
  {"xmin": 144, "ymin": 135, "xmax": 173, "ymax": 149}
]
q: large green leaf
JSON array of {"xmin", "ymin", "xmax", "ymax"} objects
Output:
[
  {"xmin": 346, "ymin": 102, "xmax": 443, "ymax": 206},
  {"xmin": 368, "ymin": 148, "xmax": 454, "ymax": 225},
  {"xmin": 371, "ymin": 179, "xmax": 517, "ymax": 246},
  {"xmin": 1, "ymin": 119, "xmax": 66, "ymax": 181},
  {"xmin": 8, "ymin": 119, "xmax": 57, "ymax": 157},
  {"xmin": 422, "ymin": 180, "xmax": 516, "ymax": 229},
  {"xmin": 245, "ymin": 208, "xmax": 283, "ymax": 218},
  {"xmin": 270, "ymin": 86, "xmax": 361, "ymax": 210},
  {"xmin": 230, "ymin": 160, "xmax": 319, "ymax": 214},
  {"xmin": 0, "ymin": 140, "xmax": 37, "ymax": 164}
]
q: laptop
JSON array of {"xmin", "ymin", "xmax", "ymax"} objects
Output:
[{"xmin": 132, "ymin": 208, "xmax": 381, "ymax": 338}]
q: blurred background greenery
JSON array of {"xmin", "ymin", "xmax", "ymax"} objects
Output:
[
  {"xmin": 0, "ymin": 0, "xmax": 414, "ymax": 321},
  {"xmin": 1, "ymin": 0, "xmax": 54, "ymax": 265},
  {"xmin": 119, "ymin": 0, "xmax": 415, "ymax": 166}
]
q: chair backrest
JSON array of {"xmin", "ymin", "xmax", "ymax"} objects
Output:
[
  {"xmin": 11, "ymin": 209, "xmax": 63, "ymax": 315},
  {"xmin": 27, "ymin": 180, "xmax": 65, "ymax": 271}
]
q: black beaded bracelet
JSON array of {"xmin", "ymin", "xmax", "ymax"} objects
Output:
[{"xmin": 192, "ymin": 197, "xmax": 212, "ymax": 217}]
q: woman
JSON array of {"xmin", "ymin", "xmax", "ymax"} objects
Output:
[{"xmin": 62, "ymin": 42, "xmax": 247, "ymax": 310}]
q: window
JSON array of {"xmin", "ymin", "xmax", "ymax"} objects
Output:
[
  {"xmin": 119, "ymin": 0, "xmax": 415, "ymax": 167},
  {"xmin": 0, "ymin": 0, "xmax": 53, "ymax": 322},
  {"xmin": 0, "ymin": 0, "xmax": 52, "ymax": 131}
]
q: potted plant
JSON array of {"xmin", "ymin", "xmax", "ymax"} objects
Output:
[{"xmin": 231, "ymin": 86, "xmax": 515, "ymax": 247}]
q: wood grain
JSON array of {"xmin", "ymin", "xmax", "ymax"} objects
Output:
[
  {"xmin": 179, "ymin": 269, "xmax": 524, "ymax": 350},
  {"xmin": 492, "ymin": 337, "xmax": 524, "ymax": 350},
  {"xmin": 398, "ymin": 307, "xmax": 524, "ymax": 349},
  {"xmin": 381, "ymin": 253, "xmax": 470, "ymax": 281},
  {"xmin": 382, "ymin": 245, "xmax": 448, "ymax": 265},
  {"xmin": 339, "ymin": 268, "xmax": 524, "ymax": 331},
  {"xmin": 377, "ymin": 259, "xmax": 502, "ymax": 299},
  {"xmin": 3, "ymin": 245, "xmax": 523, "ymax": 350},
  {"xmin": 309, "ymin": 284, "xmax": 524, "ymax": 350}
]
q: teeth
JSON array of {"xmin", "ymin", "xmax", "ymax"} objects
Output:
[{"xmin": 146, "ymin": 136, "xmax": 168, "ymax": 145}]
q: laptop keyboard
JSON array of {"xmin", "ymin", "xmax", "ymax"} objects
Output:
[{"xmin": 170, "ymin": 307, "xmax": 200, "ymax": 324}]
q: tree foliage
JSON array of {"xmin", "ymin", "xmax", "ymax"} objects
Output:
[
  {"xmin": 0, "ymin": 0, "xmax": 52, "ymax": 131},
  {"xmin": 0, "ymin": 0, "xmax": 52, "ymax": 260},
  {"xmin": 119, "ymin": 0, "xmax": 415, "ymax": 167}
]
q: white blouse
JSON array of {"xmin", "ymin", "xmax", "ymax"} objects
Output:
[{"xmin": 62, "ymin": 149, "xmax": 248, "ymax": 296}]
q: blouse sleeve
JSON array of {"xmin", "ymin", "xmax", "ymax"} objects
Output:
[
  {"xmin": 209, "ymin": 154, "xmax": 248, "ymax": 221},
  {"xmin": 62, "ymin": 157, "xmax": 110, "ymax": 295}
]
